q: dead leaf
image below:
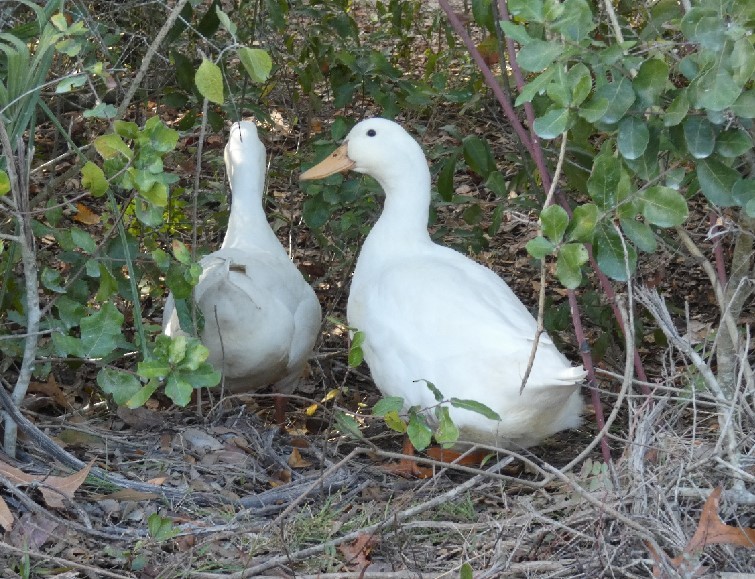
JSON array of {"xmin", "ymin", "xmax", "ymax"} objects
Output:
[
  {"xmin": 27, "ymin": 374, "xmax": 69, "ymax": 408},
  {"xmin": 96, "ymin": 489, "xmax": 160, "ymax": 502},
  {"xmin": 647, "ymin": 487, "xmax": 755, "ymax": 577},
  {"xmin": 0, "ymin": 458, "xmax": 94, "ymax": 508},
  {"xmin": 338, "ymin": 533, "xmax": 378, "ymax": 571},
  {"xmin": 73, "ymin": 202, "xmax": 101, "ymax": 225},
  {"xmin": 0, "ymin": 496, "xmax": 14, "ymax": 531},
  {"xmin": 287, "ymin": 448, "xmax": 312, "ymax": 469}
]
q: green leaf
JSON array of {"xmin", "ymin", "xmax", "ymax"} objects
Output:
[
  {"xmin": 732, "ymin": 179, "xmax": 755, "ymax": 207},
  {"xmin": 334, "ymin": 411, "xmax": 363, "ymax": 439},
  {"xmin": 587, "ymin": 152, "xmax": 621, "ymax": 209},
  {"xmin": 566, "ymin": 203, "xmax": 598, "ymax": 243},
  {"xmin": 578, "ymin": 96, "xmax": 610, "ymax": 123},
  {"xmin": 125, "ymin": 380, "xmax": 160, "ymax": 409},
  {"xmin": 641, "ymin": 186, "xmax": 689, "ymax": 227},
  {"xmin": 485, "ymin": 171, "xmax": 507, "ymax": 197},
  {"xmin": 594, "ymin": 224, "xmax": 637, "ymax": 281},
  {"xmin": 556, "ymin": 243, "xmax": 588, "ymax": 288},
  {"xmin": 97, "ymin": 368, "xmax": 141, "ymax": 406},
  {"xmin": 462, "ymin": 135, "xmax": 496, "ymax": 179},
  {"xmin": 179, "ymin": 339, "xmax": 210, "ymax": 371},
  {"xmin": 617, "ymin": 117, "xmax": 649, "ymax": 160},
  {"xmin": 551, "ymin": 0, "xmax": 594, "ymax": 41},
  {"xmin": 697, "ymin": 67, "xmax": 742, "ymax": 112},
  {"xmin": 94, "ymin": 134, "xmax": 133, "ymax": 160},
  {"xmin": 137, "ymin": 359, "xmax": 171, "ymax": 379},
  {"xmin": 664, "ymin": 91, "xmax": 690, "ymax": 127},
  {"xmin": 0, "ymin": 170, "xmax": 9, "ymax": 195},
  {"xmin": 533, "ymin": 108, "xmax": 569, "ymax": 139},
  {"xmin": 165, "ymin": 374, "xmax": 193, "ymax": 407},
  {"xmin": 80, "ymin": 161, "xmax": 108, "ymax": 197},
  {"xmin": 168, "ymin": 334, "xmax": 187, "ymax": 365},
  {"xmin": 498, "ymin": 21, "xmax": 533, "ymax": 45},
  {"xmin": 41, "ymin": 267, "xmax": 66, "ymax": 293},
  {"xmin": 434, "ymin": 407, "xmax": 460, "ymax": 448},
  {"xmin": 633, "ymin": 59, "xmax": 669, "ymax": 107},
  {"xmin": 194, "ymin": 59, "xmax": 224, "ymax": 104},
  {"xmin": 215, "ymin": 5, "xmax": 237, "ymax": 39},
  {"xmin": 384, "ymin": 410, "xmax": 407, "ymax": 433},
  {"xmin": 620, "ymin": 217, "xmax": 657, "ymax": 253},
  {"xmin": 348, "ymin": 345, "xmax": 363, "ymax": 367},
  {"xmin": 172, "ymin": 240, "xmax": 192, "ymax": 264},
  {"xmin": 238, "ymin": 47, "xmax": 273, "ymax": 84},
  {"xmin": 715, "ymin": 129, "xmax": 752, "ymax": 158},
  {"xmin": 55, "ymin": 296, "xmax": 85, "ymax": 330},
  {"xmin": 148, "ymin": 513, "xmax": 179, "ymax": 541},
  {"xmin": 683, "ymin": 117, "xmax": 716, "ymax": 159},
  {"xmin": 517, "ymin": 39, "xmax": 563, "ymax": 72},
  {"xmin": 515, "ymin": 68, "xmax": 557, "ymax": 106},
  {"xmin": 80, "ymin": 302, "xmax": 123, "ymax": 358},
  {"xmin": 681, "ymin": 8, "xmax": 726, "ymax": 50},
  {"xmin": 508, "ymin": 0, "xmax": 544, "ymax": 22},
  {"xmin": 178, "ymin": 364, "xmax": 221, "ymax": 388},
  {"xmin": 730, "ymin": 90, "xmax": 755, "ymax": 118},
  {"xmin": 83, "ymin": 103, "xmax": 117, "ymax": 119},
  {"xmin": 696, "ymin": 157, "xmax": 738, "ymax": 206},
  {"xmin": 407, "ymin": 413, "xmax": 433, "ymax": 451},
  {"xmin": 595, "ymin": 78, "xmax": 635, "ymax": 123},
  {"xmin": 437, "ymin": 154, "xmax": 458, "ymax": 202},
  {"xmin": 540, "ymin": 205, "xmax": 569, "ymax": 243},
  {"xmin": 449, "ymin": 398, "xmax": 501, "ymax": 421},
  {"xmin": 114, "ymin": 120, "xmax": 139, "ymax": 139},
  {"xmin": 55, "ymin": 74, "xmax": 86, "ymax": 93},
  {"xmin": 71, "ymin": 228, "xmax": 96, "ymax": 253},
  {"xmin": 421, "ymin": 380, "xmax": 444, "ymax": 403},
  {"xmin": 567, "ymin": 63, "xmax": 592, "ymax": 106},
  {"xmin": 460, "ymin": 562, "xmax": 474, "ymax": 579},
  {"xmin": 526, "ymin": 236, "xmax": 555, "ymax": 259},
  {"xmin": 373, "ymin": 396, "xmax": 405, "ymax": 416}
]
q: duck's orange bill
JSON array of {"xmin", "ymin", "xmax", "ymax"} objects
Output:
[{"xmin": 300, "ymin": 143, "xmax": 354, "ymax": 180}]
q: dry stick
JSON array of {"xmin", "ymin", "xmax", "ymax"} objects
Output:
[
  {"xmin": 0, "ymin": 124, "xmax": 40, "ymax": 458},
  {"xmin": 0, "ymin": 542, "xmax": 136, "ymax": 579},
  {"xmin": 709, "ymin": 212, "xmax": 728, "ymax": 286},
  {"xmin": 116, "ymin": 0, "xmax": 192, "ymax": 117},
  {"xmin": 190, "ymin": 460, "xmax": 511, "ymax": 579}
]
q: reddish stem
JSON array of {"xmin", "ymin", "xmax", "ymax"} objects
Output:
[{"xmin": 709, "ymin": 211, "xmax": 728, "ymax": 287}]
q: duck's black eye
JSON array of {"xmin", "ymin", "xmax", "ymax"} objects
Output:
[{"xmin": 367, "ymin": 129, "xmax": 376, "ymax": 137}]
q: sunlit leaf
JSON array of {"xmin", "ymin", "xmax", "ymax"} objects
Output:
[
  {"xmin": 540, "ymin": 204, "xmax": 569, "ymax": 243},
  {"xmin": 238, "ymin": 47, "xmax": 272, "ymax": 84},
  {"xmin": 641, "ymin": 186, "xmax": 689, "ymax": 227},
  {"xmin": 373, "ymin": 396, "xmax": 405, "ymax": 416},
  {"xmin": 97, "ymin": 368, "xmax": 141, "ymax": 406},
  {"xmin": 194, "ymin": 59, "xmax": 224, "ymax": 104},
  {"xmin": 617, "ymin": 117, "xmax": 649, "ymax": 160},
  {"xmin": 449, "ymin": 398, "xmax": 501, "ymax": 420},
  {"xmin": 556, "ymin": 243, "xmax": 588, "ymax": 288},
  {"xmin": 407, "ymin": 414, "xmax": 432, "ymax": 451}
]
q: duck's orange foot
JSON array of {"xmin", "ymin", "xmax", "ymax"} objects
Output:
[
  {"xmin": 425, "ymin": 447, "xmax": 492, "ymax": 467},
  {"xmin": 382, "ymin": 458, "xmax": 434, "ymax": 479}
]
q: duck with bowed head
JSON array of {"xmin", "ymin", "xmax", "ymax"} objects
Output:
[
  {"xmin": 163, "ymin": 121, "xmax": 322, "ymax": 421},
  {"xmin": 301, "ymin": 118, "xmax": 585, "ymax": 474}
]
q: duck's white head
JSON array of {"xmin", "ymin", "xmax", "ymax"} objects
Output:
[
  {"xmin": 300, "ymin": 118, "xmax": 428, "ymax": 191},
  {"xmin": 225, "ymin": 121, "xmax": 266, "ymax": 186}
]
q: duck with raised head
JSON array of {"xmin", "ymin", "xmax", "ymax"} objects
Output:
[
  {"xmin": 164, "ymin": 121, "xmax": 322, "ymax": 420},
  {"xmin": 300, "ymin": 118, "xmax": 585, "ymax": 466}
]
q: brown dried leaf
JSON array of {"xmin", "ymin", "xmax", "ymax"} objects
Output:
[
  {"xmin": 39, "ymin": 459, "xmax": 95, "ymax": 508},
  {"xmin": 27, "ymin": 374, "xmax": 69, "ymax": 408},
  {"xmin": 338, "ymin": 533, "xmax": 378, "ymax": 571},
  {"xmin": 287, "ymin": 448, "xmax": 312, "ymax": 469},
  {"xmin": 0, "ymin": 496, "xmax": 14, "ymax": 532},
  {"xmin": 0, "ymin": 460, "xmax": 40, "ymax": 485},
  {"xmin": 73, "ymin": 202, "xmax": 101, "ymax": 225}
]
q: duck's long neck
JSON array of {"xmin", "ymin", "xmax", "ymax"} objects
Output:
[
  {"xmin": 365, "ymin": 160, "xmax": 433, "ymax": 252},
  {"xmin": 221, "ymin": 160, "xmax": 284, "ymax": 253}
]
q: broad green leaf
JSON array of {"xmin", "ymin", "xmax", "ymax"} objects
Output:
[
  {"xmin": 114, "ymin": 120, "xmax": 139, "ymax": 139},
  {"xmin": 460, "ymin": 563, "xmax": 474, "ymax": 579},
  {"xmin": 146, "ymin": 118, "xmax": 179, "ymax": 152},
  {"xmin": 498, "ymin": 21, "xmax": 533, "ymax": 45},
  {"xmin": 545, "ymin": 67, "xmax": 569, "ymax": 108},
  {"xmin": 526, "ymin": 236, "xmax": 555, "ymax": 259},
  {"xmin": 421, "ymin": 380, "xmax": 444, "ymax": 403},
  {"xmin": 485, "ymin": 171, "xmax": 507, "ymax": 197},
  {"xmin": 533, "ymin": 108, "xmax": 569, "ymax": 139},
  {"xmin": 462, "ymin": 135, "xmax": 496, "ymax": 179},
  {"xmin": 83, "ymin": 103, "xmax": 117, "ymax": 119},
  {"xmin": 617, "ymin": 117, "xmax": 649, "ymax": 160},
  {"xmin": 633, "ymin": 59, "xmax": 669, "ymax": 107},
  {"xmin": 180, "ymin": 340, "xmax": 210, "ymax": 371},
  {"xmin": 165, "ymin": 374, "xmax": 193, "ymax": 407},
  {"xmin": 80, "ymin": 302, "xmax": 123, "ymax": 358},
  {"xmin": 437, "ymin": 154, "xmax": 458, "ymax": 202},
  {"xmin": 334, "ymin": 411, "xmax": 363, "ymax": 439},
  {"xmin": 0, "ymin": 170, "xmax": 9, "ymax": 195},
  {"xmin": 348, "ymin": 344, "xmax": 363, "ymax": 367},
  {"xmin": 594, "ymin": 224, "xmax": 637, "ymax": 281},
  {"xmin": 215, "ymin": 5, "xmax": 237, "ymax": 39},
  {"xmin": 194, "ymin": 59, "xmax": 224, "ymax": 104},
  {"xmin": 171, "ymin": 239, "xmax": 192, "ymax": 264},
  {"xmin": 71, "ymin": 228, "xmax": 96, "ymax": 253},
  {"xmin": 80, "ymin": 161, "xmax": 108, "ymax": 197},
  {"xmin": 178, "ymin": 364, "xmax": 220, "ymax": 388},
  {"xmin": 566, "ymin": 203, "xmax": 598, "ymax": 243},
  {"xmin": 683, "ymin": 117, "xmax": 715, "ymax": 159},
  {"xmin": 373, "ymin": 396, "xmax": 405, "ymax": 416},
  {"xmin": 449, "ymin": 398, "xmax": 501, "ymax": 420},
  {"xmin": 624, "ymin": 128, "xmax": 661, "ymax": 181},
  {"xmin": 515, "ymin": 68, "xmax": 557, "ymax": 106},
  {"xmin": 134, "ymin": 198, "xmax": 163, "ymax": 227},
  {"xmin": 664, "ymin": 91, "xmax": 690, "ymax": 127},
  {"xmin": 97, "ymin": 368, "xmax": 141, "ymax": 405},
  {"xmin": 541, "ymin": 204, "xmax": 569, "ymax": 243},
  {"xmin": 556, "ymin": 243, "xmax": 588, "ymax": 288},
  {"xmin": 52, "ymin": 334, "xmax": 83, "ymax": 357},
  {"xmin": 696, "ymin": 157, "xmax": 739, "ymax": 206},
  {"xmin": 620, "ymin": 217, "xmax": 657, "ymax": 253},
  {"xmin": 148, "ymin": 513, "xmax": 179, "ymax": 541},
  {"xmin": 578, "ymin": 96, "xmax": 609, "ymax": 123},
  {"xmin": 517, "ymin": 39, "xmax": 563, "ymax": 72},
  {"xmin": 595, "ymin": 79, "xmax": 635, "ymax": 123},
  {"xmin": 697, "ymin": 67, "xmax": 742, "ymax": 112},
  {"xmin": 238, "ymin": 47, "xmax": 273, "ymax": 84},
  {"xmin": 168, "ymin": 334, "xmax": 187, "ymax": 365},
  {"xmin": 55, "ymin": 296, "xmax": 85, "ymax": 329},
  {"xmin": 551, "ymin": 0, "xmax": 595, "ymax": 41},
  {"xmin": 680, "ymin": 8, "xmax": 726, "ymax": 50},
  {"xmin": 125, "ymin": 380, "xmax": 160, "ymax": 409},
  {"xmin": 567, "ymin": 63, "xmax": 592, "ymax": 106},
  {"xmin": 41, "ymin": 267, "xmax": 66, "ymax": 293},
  {"xmin": 730, "ymin": 90, "xmax": 755, "ymax": 118},
  {"xmin": 731, "ymin": 37, "xmax": 755, "ymax": 86},
  {"xmin": 94, "ymin": 134, "xmax": 133, "ymax": 160},
  {"xmin": 384, "ymin": 410, "xmax": 407, "ymax": 433},
  {"xmin": 732, "ymin": 179, "xmax": 755, "ymax": 207},
  {"xmin": 641, "ymin": 186, "xmax": 689, "ymax": 227},
  {"xmin": 715, "ymin": 129, "xmax": 752, "ymax": 158},
  {"xmin": 55, "ymin": 74, "xmax": 86, "ymax": 93},
  {"xmin": 407, "ymin": 414, "xmax": 432, "ymax": 451},
  {"xmin": 138, "ymin": 359, "xmax": 171, "ymax": 379},
  {"xmin": 587, "ymin": 153, "xmax": 621, "ymax": 208},
  {"xmin": 471, "ymin": 0, "xmax": 495, "ymax": 32},
  {"xmin": 434, "ymin": 407, "xmax": 460, "ymax": 448},
  {"xmin": 508, "ymin": 0, "xmax": 544, "ymax": 22},
  {"xmin": 141, "ymin": 182, "xmax": 168, "ymax": 207}
]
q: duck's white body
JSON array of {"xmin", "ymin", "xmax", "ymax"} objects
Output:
[
  {"xmin": 301, "ymin": 118, "xmax": 584, "ymax": 448},
  {"xmin": 164, "ymin": 121, "xmax": 321, "ymax": 396}
]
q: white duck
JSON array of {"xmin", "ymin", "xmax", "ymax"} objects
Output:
[
  {"xmin": 164, "ymin": 121, "xmax": 321, "ymax": 419},
  {"xmin": 301, "ymin": 118, "xmax": 584, "ymax": 450}
]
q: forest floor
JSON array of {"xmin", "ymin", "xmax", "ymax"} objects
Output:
[{"xmin": 1, "ymin": 1, "xmax": 754, "ymax": 578}]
